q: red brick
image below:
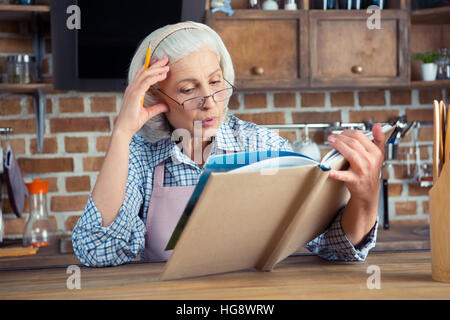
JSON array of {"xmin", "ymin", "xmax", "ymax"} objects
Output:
[
  {"xmin": 243, "ymin": 94, "xmax": 267, "ymax": 109},
  {"xmin": 330, "ymin": 92, "xmax": 354, "ymax": 107},
  {"xmin": 50, "ymin": 117, "xmax": 110, "ymax": 133},
  {"xmin": 83, "ymin": 156, "xmax": 105, "ymax": 172},
  {"xmin": 51, "ymin": 195, "xmax": 89, "ymax": 212},
  {"xmin": 30, "ymin": 137, "xmax": 58, "ymax": 154},
  {"xmin": 66, "ymin": 176, "xmax": 91, "ymax": 192},
  {"xmin": 388, "ymin": 183, "xmax": 403, "ymax": 197},
  {"xmin": 234, "ymin": 112, "xmax": 285, "ymax": 125},
  {"xmin": 7, "ymin": 138, "xmax": 26, "ymax": 155},
  {"xmin": 349, "ymin": 110, "xmax": 399, "ymax": 123},
  {"xmin": 59, "ymin": 97, "xmax": 84, "ymax": 113},
  {"xmin": 91, "ymin": 97, "xmax": 117, "ymax": 113},
  {"xmin": 422, "ymin": 201, "xmax": 429, "ymax": 214},
  {"xmin": 359, "ymin": 91, "xmax": 386, "ymax": 106},
  {"xmin": 18, "ymin": 158, "xmax": 74, "ymax": 174},
  {"xmin": 0, "ymin": 98, "xmax": 21, "ymax": 116},
  {"xmin": 65, "ymin": 215, "xmax": 81, "ymax": 231},
  {"xmin": 26, "ymin": 97, "xmax": 53, "ymax": 114},
  {"xmin": 419, "ymin": 88, "xmax": 442, "ymax": 105},
  {"xmin": 393, "ymin": 164, "xmax": 417, "ymax": 179},
  {"xmin": 301, "ymin": 93, "xmax": 325, "ymax": 107},
  {"xmin": 96, "ymin": 136, "xmax": 111, "ymax": 152},
  {"xmin": 395, "ymin": 201, "xmax": 417, "ymax": 216},
  {"xmin": 0, "ymin": 119, "xmax": 36, "ymax": 134},
  {"xmin": 408, "ymin": 183, "xmax": 431, "ymax": 196},
  {"xmin": 64, "ymin": 136, "xmax": 89, "ymax": 153},
  {"xmin": 405, "ymin": 108, "xmax": 433, "ymax": 122},
  {"xmin": 292, "ymin": 111, "xmax": 341, "ymax": 123},
  {"xmin": 418, "ymin": 127, "xmax": 433, "ymax": 141},
  {"xmin": 274, "ymin": 93, "xmax": 296, "ymax": 108},
  {"xmin": 390, "ymin": 90, "xmax": 412, "ymax": 105}
]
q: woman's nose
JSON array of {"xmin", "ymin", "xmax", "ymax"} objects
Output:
[{"xmin": 200, "ymin": 94, "xmax": 215, "ymax": 110}]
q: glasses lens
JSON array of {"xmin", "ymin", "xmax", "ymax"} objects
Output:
[
  {"xmin": 213, "ymin": 87, "xmax": 233, "ymax": 102},
  {"xmin": 182, "ymin": 87, "xmax": 234, "ymax": 110},
  {"xmin": 183, "ymin": 97, "xmax": 205, "ymax": 111}
]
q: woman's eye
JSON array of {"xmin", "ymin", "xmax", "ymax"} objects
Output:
[
  {"xmin": 211, "ymin": 80, "xmax": 221, "ymax": 85},
  {"xmin": 180, "ymin": 88, "xmax": 194, "ymax": 94}
]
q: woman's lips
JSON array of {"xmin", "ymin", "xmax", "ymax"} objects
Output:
[{"xmin": 202, "ymin": 117, "xmax": 217, "ymax": 127}]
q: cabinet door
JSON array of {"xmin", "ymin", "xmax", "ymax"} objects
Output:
[
  {"xmin": 309, "ymin": 10, "xmax": 409, "ymax": 88},
  {"xmin": 206, "ymin": 11, "xmax": 309, "ymax": 90}
]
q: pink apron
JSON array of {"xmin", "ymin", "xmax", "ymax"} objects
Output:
[{"xmin": 144, "ymin": 160, "xmax": 195, "ymax": 262}]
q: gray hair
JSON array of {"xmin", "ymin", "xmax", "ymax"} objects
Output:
[{"xmin": 127, "ymin": 21, "xmax": 235, "ymax": 143}]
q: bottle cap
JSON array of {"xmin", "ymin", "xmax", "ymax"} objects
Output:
[{"xmin": 25, "ymin": 178, "xmax": 50, "ymax": 194}]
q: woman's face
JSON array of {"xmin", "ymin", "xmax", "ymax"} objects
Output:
[{"xmin": 157, "ymin": 46, "xmax": 226, "ymax": 138}]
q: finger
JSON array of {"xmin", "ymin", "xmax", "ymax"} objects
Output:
[
  {"xmin": 339, "ymin": 129, "xmax": 379, "ymax": 154},
  {"xmin": 144, "ymin": 103, "xmax": 169, "ymax": 119},
  {"xmin": 372, "ymin": 123, "xmax": 386, "ymax": 154},
  {"xmin": 328, "ymin": 135, "xmax": 367, "ymax": 171},
  {"xmin": 328, "ymin": 168, "xmax": 356, "ymax": 184},
  {"xmin": 142, "ymin": 65, "xmax": 170, "ymax": 78},
  {"xmin": 329, "ymin": 133, "xmax": 367, "ymax": 155},
  {"xmin": 135, "ymin": 72, "xmax": 168, "ymax": 96},
  {"xmin": 149, "ymin": 55, "xmax": 169, "ymax": 68}
]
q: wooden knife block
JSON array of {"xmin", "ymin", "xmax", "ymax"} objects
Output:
[{"xmin": 429, "ymin": 161, "xmax": 450, "ymax": 283}]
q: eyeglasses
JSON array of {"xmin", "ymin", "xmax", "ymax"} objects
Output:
[{"xmin": 152, "ymin": 78, "xmax": 236, "ymax": 111}]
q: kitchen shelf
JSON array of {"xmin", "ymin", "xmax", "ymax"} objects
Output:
[
  {"xmin": 411, "ymin": 6, "xmax": 450, "ymax": 24},
  {"xmin": 0, "ymin": 83, "xmax": 53, "ymax": 93},
  {"xmin": 411, "ymin": 79, "xmax": 450, "ymax": 88},
  {"xmin": 0, "ymin": 4, "xmax": 50, "ymax": 21}
]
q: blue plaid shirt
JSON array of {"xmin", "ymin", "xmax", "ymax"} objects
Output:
[{"xmin": 72, "ymin": 114, "xmax": 378, "ymax": 267}]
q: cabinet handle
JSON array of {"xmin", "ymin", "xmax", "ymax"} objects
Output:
[
  {"xmin": 351, "ymin": 65, "xmax": 363, "ymax": 74},
  {"xmin": 251, "ymin": 66, "xmax": 264, "ymax": 75}
]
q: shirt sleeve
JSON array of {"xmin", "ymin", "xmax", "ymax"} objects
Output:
[
  {"xmin": 72, "ymin": 138, "xmax": 147, "ymax": 267},
  {"xmin": 275, "ymin": 135, "xmax": 378, "ymax": 261},
  {"xmin": 304, "ymin": 207, "xmax": 378, "ymax": 261}
]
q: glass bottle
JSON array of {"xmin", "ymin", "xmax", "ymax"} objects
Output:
[
  {"xmin": 23, "ymin": 178, "xmax": 55, "ymax": 248},
  {"xmin": 6, "ymin": 54, "xmax": 37, "ymax": 84},
  {"xmin": 436, "ymin": 48, "xmax": 449, "ymax": 80}
]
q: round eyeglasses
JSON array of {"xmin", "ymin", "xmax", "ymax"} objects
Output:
[{"xmin": 152, "ymin": 79, "xmax": 236, "ymax": 111}]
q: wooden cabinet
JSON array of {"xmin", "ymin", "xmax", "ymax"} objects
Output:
[
  {"xmin": 206, "ymin": 11, "xmax": 309, "ymax": 90},
  {"xmin": 309, "ymin": 10, "xmax": 409, "ymax": 88},
  {"xmin": 206, "ymin": 8, "xmax": 411, "ymax": 90}
]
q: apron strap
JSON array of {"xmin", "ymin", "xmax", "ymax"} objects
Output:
[{"xmin": 153, "ymin": 160, "xmax": 165, "ymax": 188}]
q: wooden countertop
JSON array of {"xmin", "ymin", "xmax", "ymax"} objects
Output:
[
  {"xmin": 1, "ymin": 250, "xmax": 449, "ymax": 299},
  {"xmin": 0, "ymin": 223, "xmax": 443, "ymax": 299}
]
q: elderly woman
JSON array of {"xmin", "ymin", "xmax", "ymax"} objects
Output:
[{"xmin": 72, "ymin": 21, "xmax": 385, "ymax": 267}]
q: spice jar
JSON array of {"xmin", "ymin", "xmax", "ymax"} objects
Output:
[{"xmin": 6, "ymin": 54, "xmax": 37, "ymax": 84}]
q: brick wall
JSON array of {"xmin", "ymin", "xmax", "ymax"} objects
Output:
[{"xmin": 1, "ymin": 17, "xmax": 449, "ymax": 239}]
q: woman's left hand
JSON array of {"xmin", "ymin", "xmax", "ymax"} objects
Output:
[
  {"xmin": 327, "ymin": 123, "xmax": 385, "ymax": 208},
  {"xmin": 326, "ymin": 123, "xmax": 386, "ymax": 246}
]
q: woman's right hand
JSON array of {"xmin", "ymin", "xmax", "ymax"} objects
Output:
[{"xmin": 114, "ymin": 55, "xmax": 170, "ymax": 139}]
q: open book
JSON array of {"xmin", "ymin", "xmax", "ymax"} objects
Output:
[{"xmin": 160, "ymin": 124, "xmax": 392, "ymax": 280}]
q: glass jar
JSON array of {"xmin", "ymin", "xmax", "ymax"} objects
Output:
[
  {"xmin": 6, "ymin": 54, "xmax": 37, "ymax": 84},
  {"xmin": 23, "ymin": 178, "xmax": 55, "ymax": 248},
  {"xmin": 436, "ymin": 48, "xmax": 449, "ymax": 80}
]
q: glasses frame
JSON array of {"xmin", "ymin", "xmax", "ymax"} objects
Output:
[{"xmin": 152, "ymin": 78, "xmax": 236, "ymax": 111}]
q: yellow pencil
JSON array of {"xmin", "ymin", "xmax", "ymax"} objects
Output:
[{"xmin": 141, "ymin": 46, "xmax": 152, "ymax": 106}]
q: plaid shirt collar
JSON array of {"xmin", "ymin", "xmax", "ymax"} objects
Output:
[{"xmin": 150, "ymin": 115, "xmax": 245, "ymax": 168}]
